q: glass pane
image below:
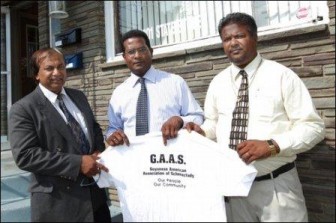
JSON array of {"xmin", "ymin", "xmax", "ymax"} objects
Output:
[
  {"xmin": 50, "ymin": 18, "xmax": 61, "ymax": 47},
  {"xmin": 253, "ymin": 1, "xmax": 269, "ymax": 27},
  {"xmin": 118, "ymin": 1, "xmax": 208, "ymax": 50},
  {"xmin": 1, "ymin": 13, "xmax": 6, "ymax": 71},
  {"xmin": 1, "ymin": 74, "xmax": 8, "ymax": 138}
]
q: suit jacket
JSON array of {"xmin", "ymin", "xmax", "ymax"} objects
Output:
[{"xmin": 9, "ymin": 86, "xmax": 109, "ymax": 222}]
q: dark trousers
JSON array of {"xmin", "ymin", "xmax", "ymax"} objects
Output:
[{"xmin": 94, "ymin": 203, "xmax": 111, "ymax": 222}]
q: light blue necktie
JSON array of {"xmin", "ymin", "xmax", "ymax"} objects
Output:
[
  {"xmin": 58, "ymin": 94, "xmax": 90, "ymax": 154},
  {"xmin": 136, "ymin": 78, "xmax": 149, "ymax": 136}
]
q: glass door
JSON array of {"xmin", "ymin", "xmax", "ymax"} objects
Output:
[{"xmin": 1, "ymin": 6, "xmax": 11, "ymax": 148}]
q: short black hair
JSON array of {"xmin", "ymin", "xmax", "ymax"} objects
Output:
[
  {"xmin": 120, "ymin": 29, "xmax": 152, "ymax": 53},
  {"xmin": 217, "ymin": 12, "xmax": 257, "ymax": 39}
]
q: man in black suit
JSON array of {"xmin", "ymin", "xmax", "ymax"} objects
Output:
[{"xmin": 9, "ymin": 48, "xmax": 111, "ymax": 222}]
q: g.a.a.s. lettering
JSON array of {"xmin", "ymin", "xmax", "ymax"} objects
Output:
[{"xmin": 150, "ymin": 154, "xmax": 184, "ymax": 164}]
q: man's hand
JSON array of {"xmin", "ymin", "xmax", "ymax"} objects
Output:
[
  {"xmin": 236, "ymin": 140, "xmax": 276, "ymax": 164},
  {"xmin": 185, "ymin": 122, "xmax": 205, "ymax": 136},
  {"xmin": 80, "ymin": 152, "xmax": 108, "ymax": 177},
  {"xmin": 106, "ymin": 129, "xmax": 130, "ymax": 146},
  {"xmin": 161, "ymin": 116, "xmax": 183, "ymax": 146}
]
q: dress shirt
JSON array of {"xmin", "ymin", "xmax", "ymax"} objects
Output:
[
  {"xmin": 201, "ymin": 54, "xmax": 325, "ymax": 176},
  {"xmin": 106, "ymin": 66, "xmax": 204, "ymax": 138},
  {"xmin": 39, "ymin": 84, "xmax": 91, "ymax": 146}
]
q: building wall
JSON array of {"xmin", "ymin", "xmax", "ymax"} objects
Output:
[{"xmin": 37, "ymin": 1, "xmax": 335, "ymax": 221}]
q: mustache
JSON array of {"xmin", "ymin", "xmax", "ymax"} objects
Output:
[
  {"xmin": 230, "ymin": 47, "xmax": 242, "ymax": 52},
  {"xmin": 133, "ymin": 60, "xmax": 144, "ymax": 64},
  {"xmin": 50, "ymin": 77, "xmax": 64, "ymax": 81}
]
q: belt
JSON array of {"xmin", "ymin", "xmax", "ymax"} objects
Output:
[{"xmin": 254, "ymin": 162, "xmax": 295, "ymax": 182}]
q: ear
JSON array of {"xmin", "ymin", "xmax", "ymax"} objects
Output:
[{"xmin": 253, "ymin": 33, "xmax": 258, "ymax": 42}]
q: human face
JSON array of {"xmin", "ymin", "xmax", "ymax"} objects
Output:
[
  {"xmin": 220, "ymin": 23, "xmax": 257, "ymax": 68},
  {"xmin": 35, "ymin": 52, "xmax": 66, "ymax": 94},
  {"xmin": 122, "ymin": 37, "xmax": 153, "ymax": 77}
]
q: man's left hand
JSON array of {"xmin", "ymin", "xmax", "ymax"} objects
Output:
[{"xmin": 236, "ymin": 140, "xmax": 272, "ymax": 164}]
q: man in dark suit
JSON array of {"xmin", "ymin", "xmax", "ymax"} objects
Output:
[{"xmin": 9, "ymin": 48, "xmax": 111, "ymax": 222}]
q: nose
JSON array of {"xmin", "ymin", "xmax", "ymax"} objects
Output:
[
  {"xmin": 134, "ymin": 50, "xmax": 142, "ymax": 58},
  {"xmin": 230, "ymin": 37, "xmax": 239, "ymax": 46},
  {"xmin": 52, "ymin": 67, "xmax": 65, "ymax": 75},
  {"xmin": 53, "ymin": 68, "xmax": 60, "ymax": 74}
]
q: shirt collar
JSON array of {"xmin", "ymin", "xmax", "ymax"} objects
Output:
[
  {"xmin": 231, "ymin": 53, "xmax": 262, "ymax": 80},
  {"xmin": 39, "ymin": 83, "xmax": 66, "ymax": 104},
  {"xmin": 130, "ymin": 66, "xmax": 156, "ymax": 87}
]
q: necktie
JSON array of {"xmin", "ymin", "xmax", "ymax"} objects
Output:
[
  {"xmin": 136, "ymin": 78, "xmax": 149, "ymax": 136},
  {"xmin": 229, "ymin": 70, "xmax": 249, "ymax": 150},
  {"xmin": 58, "ymin": 94, "xmax": 90, "ymax": 154}
]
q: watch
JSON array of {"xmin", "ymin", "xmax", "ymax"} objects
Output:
[{"xmin": 267, "ymin": 140, "xmax": 278, "ymax": 157}]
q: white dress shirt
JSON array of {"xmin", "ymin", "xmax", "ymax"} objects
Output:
[
  {"xmin": 201, "ymin": 54, "xmax": 325, "ymax": 176},
  {"xmin": 106, "ymin": 66, "xmax": 204, "ymax": 138}
]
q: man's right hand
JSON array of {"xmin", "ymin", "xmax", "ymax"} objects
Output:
[
  {"xmin": 81, "ymin": 153, "xmax": 108, "ymax": 177},
  {"xmin": 106, "ymin": 129, "xmax": 130, "ymax": 146},
  {"xmin": 185, "ymin": 122, "xmax": 205, "ymax": 136}
]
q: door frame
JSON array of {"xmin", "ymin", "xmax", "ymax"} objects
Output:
[{"xmin": 1, "ymin": 6, "xmax": 12, "ymax": 144}]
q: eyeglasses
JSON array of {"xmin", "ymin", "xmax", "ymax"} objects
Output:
[
  {"xmin": 125, "ymin": 47, "xmax": 148, "ymax": 56},
  {"xmin": 80, "ymin": 172, "xmax": 100, "ymax": 187}
]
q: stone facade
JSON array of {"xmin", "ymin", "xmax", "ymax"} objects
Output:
[{"xmin": 36, "ymin": 1, "xmax": 335, "ymax": 221}]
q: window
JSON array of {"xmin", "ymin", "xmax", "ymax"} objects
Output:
[{"xmin": 105, "ymin": 1, "xmax": 329, "ymax": 62}]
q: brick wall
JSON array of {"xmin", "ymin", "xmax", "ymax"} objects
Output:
[
  {"xmin": 37, "ymin": 1, "xmax": 107, "ymax": 106},
  {"xmin": 37, "ymin": 2, "xmax": 48, "ymax": 48},
  {"xmin": 37, "ymin": 1, "xmax": 335, "ymax": 221}
]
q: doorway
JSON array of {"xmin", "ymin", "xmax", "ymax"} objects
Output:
[
  {"xmin": 12, "ymin": 2, "xmax": 39, "ymax": 103},
  {"xmin": 0, "ymin": 1, "xmax": 38, "ymax": 146}
]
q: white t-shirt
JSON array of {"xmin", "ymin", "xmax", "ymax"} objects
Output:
[{"xmin": 96, "ymin": 130, "xmax": 257, "ymax": 222}]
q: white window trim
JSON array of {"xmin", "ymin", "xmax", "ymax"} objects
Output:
[
  {"xmin": 104, "ymin": 1, "xmax": 330, "ymax": 64},
  {"xmin": 104, "ymin": 1, "xmax": 115, "ymax": 62}
]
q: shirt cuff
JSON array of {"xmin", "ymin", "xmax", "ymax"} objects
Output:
[{"xmin": 271, "ymin": 134, "xmax": 292, "ymax": 153}]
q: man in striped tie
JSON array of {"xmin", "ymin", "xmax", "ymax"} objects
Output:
[{"xmin": 185, "ymin": 12, "xmax": 325, "ymax": 222}]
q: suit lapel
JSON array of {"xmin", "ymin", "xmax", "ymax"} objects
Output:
[
  {"xmin": 35, "ymin": 87, "xmax": 79, "ymax": 150},
  {"xmin": 65, "ymin": 89, "xmax": 94, "ymax": 153}
]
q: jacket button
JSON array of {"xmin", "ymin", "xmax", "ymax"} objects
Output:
[{"xmin": 66, "ymin": 186, "xmax": 70, "ymax": 190}]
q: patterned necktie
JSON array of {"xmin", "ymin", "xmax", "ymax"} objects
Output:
[
  {"xmin": 58, "ymin": 94, "xmax": 90, "ymax": 154},
  {"xmin": 136, "ymin": 77, "xmax": 149, "ymax": 136},
  {"xmin": 229, "ymin": 70, "xmax": 249, "ymax": 150}
]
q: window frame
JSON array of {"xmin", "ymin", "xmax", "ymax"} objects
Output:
[{"xmin": 104, "ymin": 1, "xmax": 330, "ymax": 63}]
